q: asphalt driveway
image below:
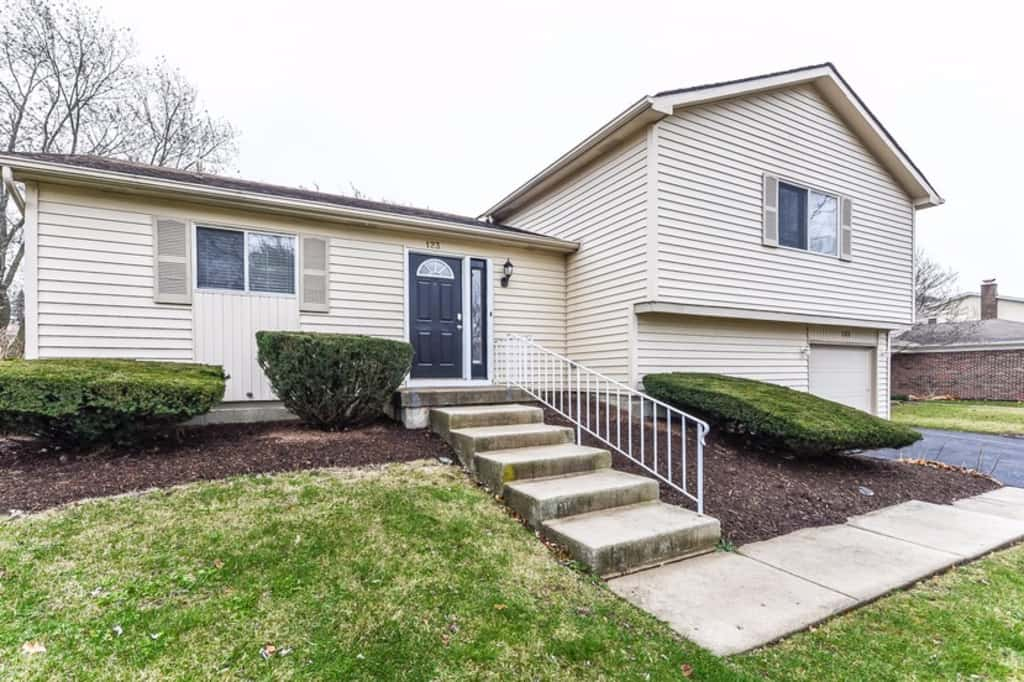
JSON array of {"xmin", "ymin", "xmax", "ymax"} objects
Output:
[{"xmin": 865, "ymin": 428, "xmax": 1024, "ymax": 487}]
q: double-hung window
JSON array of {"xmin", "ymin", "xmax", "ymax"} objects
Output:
[
  {"xmin": 777, "ymin": 181, "xmax": 839, "ymax": 256},
  {"xmin": 196, "ymin": 226, "xmax": 296, "ymax": 294}
]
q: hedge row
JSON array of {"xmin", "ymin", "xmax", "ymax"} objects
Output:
[
  {"xmin": 0, "ymin": 359, "xmax": 226, "ymax": 445},
  {"xmin": 643, "ymin": 372, "xmax": 922, "ymax": 456}
]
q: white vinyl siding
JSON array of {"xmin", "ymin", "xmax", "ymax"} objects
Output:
[
  {"xmin": 32, "ymin": 185, "xmax": 566, "ymax": 371},
  {"xmin": 505, "ymin": 134, "xmax": 648, "ymax": 383},
  {"xmin": 36, "ymin": 189, "xmax": 193, "ymax": 360},
  {"xmin": 637, "ymin": 314, "xmax": 810, "ymax": 390},
  {"xmin": 636, "ymin": 314, "xmax": 891, "ymax": 416},
  {"xmin": 654, "ymin": 84, "xmax": 914, "ymax": 325}
]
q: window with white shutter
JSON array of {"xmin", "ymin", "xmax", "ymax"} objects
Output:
[
  {"xmin": 764, "ymin": 176, "xmax": 850, "ymax": 260},
  {"xmin": 153, "ymin": 216, "xmax": 191, "ymax": 304},
  {"xmin": 299, "ymin": 235, "xmax": 330, "ymax": 312}
]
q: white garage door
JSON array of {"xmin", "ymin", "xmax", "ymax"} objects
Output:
[{"xmin": 809, "ymin": 345, "xmax": 875, "ymax": 413}]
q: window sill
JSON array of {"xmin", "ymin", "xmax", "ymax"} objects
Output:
[
  {"xmin": 195, "ymin": 287, "xmax": 297, "ymax": 299},
  {"xmin": 767, "ymin": 243, "xmax": 841, "ymax": 261}
]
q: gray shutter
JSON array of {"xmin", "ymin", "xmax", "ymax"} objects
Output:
[
  {"xmin": 299, "ymin": 235, "xmax": 330, "ymax": 312},
  {"xmin": 839, "ymin": 197, "xmax": 853, "ymax": 261},
  {"xmin": 153, "ymin": 216, "xmax": 191, "ymax": 304},
  {"xmin": 762, "ymin": 173, "xmax": 779, "ymax": 247}
]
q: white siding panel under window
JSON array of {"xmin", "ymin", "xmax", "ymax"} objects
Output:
[
  {"xmin": 505, "ymin": 135, "xmax": 648, "ymax": 382},
  {"xmin": 193, "ymin": 291, "xmax": 299, "ymax": 401},
  {"xmin": 36, "ymin": 192, "xmax": 193, "ymax": 360},
  {"xmin": 655, "ymin": 84, "xmax": 915, "ymax": 326}
]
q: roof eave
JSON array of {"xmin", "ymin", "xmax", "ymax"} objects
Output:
[
  {"xmin": 2, "ymin": 156, "xmax": 579, "ymax": 253},
  {"xmin": 485, "ymin": 64, "xmax": 943, "ymax": 218},
  {"xmin": 482, "ymin": 97, "xmax": 668, "ymax": 221}
]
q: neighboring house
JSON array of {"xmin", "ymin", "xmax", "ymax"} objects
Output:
[
  {"xmin": 941, "ymin": 279, "xmax": 1024, "ymax": 322},
  {"xmin": 893, "ymin": 320, "xmax": 1024, "ymax": 400},
  {"xmin": 0, "ymin": 63, "xmax": 941, "ymax": 420}
]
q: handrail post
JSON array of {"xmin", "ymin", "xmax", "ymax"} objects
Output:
[
  {"xmin": 697, "ymin": 422, "xmax": 706, "ymax": 515},
  {"xmin": 575, "ymin": 364, "xmax": 582, "ymax": 445}
]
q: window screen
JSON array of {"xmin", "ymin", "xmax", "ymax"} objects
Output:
[
  {"xmin": 196, "ymin": 227, "xmax": 244, "ymax": 290},
  {"xmin": 248, "ymin": 233, "xmax": 296, "ymax": 293},
  {"xmin": 777, "ymin": 182, "xmax": 806, "ymax": 249}
]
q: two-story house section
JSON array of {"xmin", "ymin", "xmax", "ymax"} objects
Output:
[{"xmin": 483, "ymin": 63, "xmax": 942, "ymax": 418}]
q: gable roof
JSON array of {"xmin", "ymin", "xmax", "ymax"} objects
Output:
[
  {"xmin": 895, "ymin": 319, "xmax": 1024, "ymax": 351},
  {"xmin": 483, "ymin": 63, "xmax": 942, "ymax": 221},
  {"xmin": 0, "ymin": 153, "xmax": 578, "ymax": 252}
]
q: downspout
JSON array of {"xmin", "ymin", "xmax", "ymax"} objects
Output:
[{"xmin": 2, "ymin": 166, "xmax": 25, "ymax": 213}]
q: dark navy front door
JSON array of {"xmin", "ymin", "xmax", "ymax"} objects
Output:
[{"xmin": 409, "ymin": 253, "xmax": 463, "ymax": 378}]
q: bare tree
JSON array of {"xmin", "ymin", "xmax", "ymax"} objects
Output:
[
  {"xmin": 915, "ymin": 248, "xmax": 962, "ymax": 321},
  {"xmin": 0, "ymin": 0, "xmax": 237, "ymax": 340}
]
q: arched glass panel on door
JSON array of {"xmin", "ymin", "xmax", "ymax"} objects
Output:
[{"xmin": 416, "ymin": 258, "xmax": 455, "ymax": 279}]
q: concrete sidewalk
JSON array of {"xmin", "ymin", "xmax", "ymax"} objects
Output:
[{"xmin": 608, "ymin": 487, "xmax": 1024, "ymax": 656}]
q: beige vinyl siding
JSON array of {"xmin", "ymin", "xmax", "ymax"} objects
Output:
[
  {"xmin": 36, "ymin": 187, "xmax": 193, "ymax": 360},
  {"xmin": 33, "ymin": 184, "xmax": 566, "ymax": 368},
  {"xmin": 636, "ymin": 314, "xmax": 891, "ymax": 416},
  {"xmin": 637, "ymin": 314, "xmax": 810, "ymax": 390},
  {"xmin": 505, "ymin": 134, "xmax": 648, "ymax": 383},
  {"xmin": 654, "ymin": 84, "xmax": 915, "ymax": 326}
]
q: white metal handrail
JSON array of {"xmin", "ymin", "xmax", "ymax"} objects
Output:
[{"xmin": 495, "ymin": 334, "xmax": 709, "ymax": 514}]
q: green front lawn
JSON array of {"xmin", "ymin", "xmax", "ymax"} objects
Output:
[
  {"xmin": 892, "ymin": 399, "xmax": 1024, "ymax": 435},
  {"xmin": 3, "ymin": 460, "xmax": 1024, "ymax": 680},
  {"xmin": 0, "ymin": 462, "xmax": 734, "ymax": 681}
]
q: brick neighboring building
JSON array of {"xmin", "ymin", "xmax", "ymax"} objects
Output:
[{"xmin": 893, "ymin": 283, "xmax": 1024, "ymax": 400}]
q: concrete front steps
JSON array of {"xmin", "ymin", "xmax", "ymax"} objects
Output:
[{"xmin": 431, "ymin": 402, "xmax": 720, "ymax": 577}]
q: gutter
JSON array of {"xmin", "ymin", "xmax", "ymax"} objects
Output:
[
  {"xmin": 1, "ymin": 157, "xmax": 579, "ymax": 254},
  {"xmin": 1, "ymin": 166, "xmax": 25, "ymax": 213}
]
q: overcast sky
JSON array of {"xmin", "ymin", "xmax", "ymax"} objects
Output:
[{"xmin": 97, "ymin": 0, "xmax": 1022, "ymax": 294}]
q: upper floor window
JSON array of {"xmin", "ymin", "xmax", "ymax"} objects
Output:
[
  {"xmin": 777, "ymin": 181, "xmax": 838, "ymax": 256},
  {"xmin": 196, "ymin": 226, "xmax": 296, "ymax": 294}
]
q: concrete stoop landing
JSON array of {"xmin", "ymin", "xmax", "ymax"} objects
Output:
[
  {"xmin": 609, "ymin": 488, "xmax": 1024, "ymax": 656},
  {"xmin": 429, "ymin": 402, "xmax": 721, "ymax": 577}
]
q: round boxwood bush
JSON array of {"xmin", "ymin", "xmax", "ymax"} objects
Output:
[
  {"xmin": 0, "ymin": 359, "xmax": 226, "ymax": 446},
  {"xmin": 256, "ymin": 332, "xmax": 413, "ymax": 429},
  {"xmin": 644, "ymin": 372, "xmax": 922, "ymax": 456}
]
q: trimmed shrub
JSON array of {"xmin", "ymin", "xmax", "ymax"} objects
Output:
[
  {"xmin": 256, "ymin": 332, "xmax": 413, "ymax": 429},
  {"xmin": 644, "ymin": 372, "xmax": 922, "ymax": 456},
  {"xmin": 0, "ymin": 359, "xmax": 225, "ymax": 446}
]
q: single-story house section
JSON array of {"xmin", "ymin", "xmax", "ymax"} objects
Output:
[
  {"xmin": 893, "ymin": 320, "xmax": 1024, "ymax": 401},
  {"xmin": 0, "ymin": 62, "xmax": 942, "ymax": 422}
]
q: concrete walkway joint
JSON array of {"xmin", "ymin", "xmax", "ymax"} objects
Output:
[{"xmin": 608, "ymin": 488, "xmax": 1024, "ymax": 656}]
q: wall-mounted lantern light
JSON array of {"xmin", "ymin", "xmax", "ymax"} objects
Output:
[{"xmin": 501, "ymin": 258, "xmax": 514, "ymax": 288}]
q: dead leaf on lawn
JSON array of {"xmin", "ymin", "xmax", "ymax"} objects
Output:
[
  {"xmin": 680, "ymin": 662, "xmax": 694, "ymax": 677},
  {"xmin": 21, "ymin": 641, "xmax": 46, "ymax": 655},
  {"xmin": 213, "ymin": 559, "xmax": 224, "ymax": 569},
  {"xmin": 493, "ymin": 603, "xmax": 507, "ymax": 611}
]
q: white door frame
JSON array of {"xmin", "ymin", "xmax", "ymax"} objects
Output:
[{"xmin": 403, "ymin": 247, "xmax": 494, "ymax": 387}]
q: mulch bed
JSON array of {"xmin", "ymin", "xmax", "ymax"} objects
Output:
[
  {"xmin": 1, "ymin": 406, "xmax": 1000, "ymax": 548},
  {"xmin": 542, "ymin": 406, "xmax": 999, "ymax": 545},
  {"xmin": 0, "ymin": 420, "xmax": 452, "ymax": 514}
]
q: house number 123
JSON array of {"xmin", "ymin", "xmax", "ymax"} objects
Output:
[{"xmin": 425, "ymin": 240, "xmax": 441, "ymax": 249}]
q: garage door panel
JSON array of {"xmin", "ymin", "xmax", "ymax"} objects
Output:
[{"xmin": 809, "ymin": 345, "xmax": 874, "ymax": 414}]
